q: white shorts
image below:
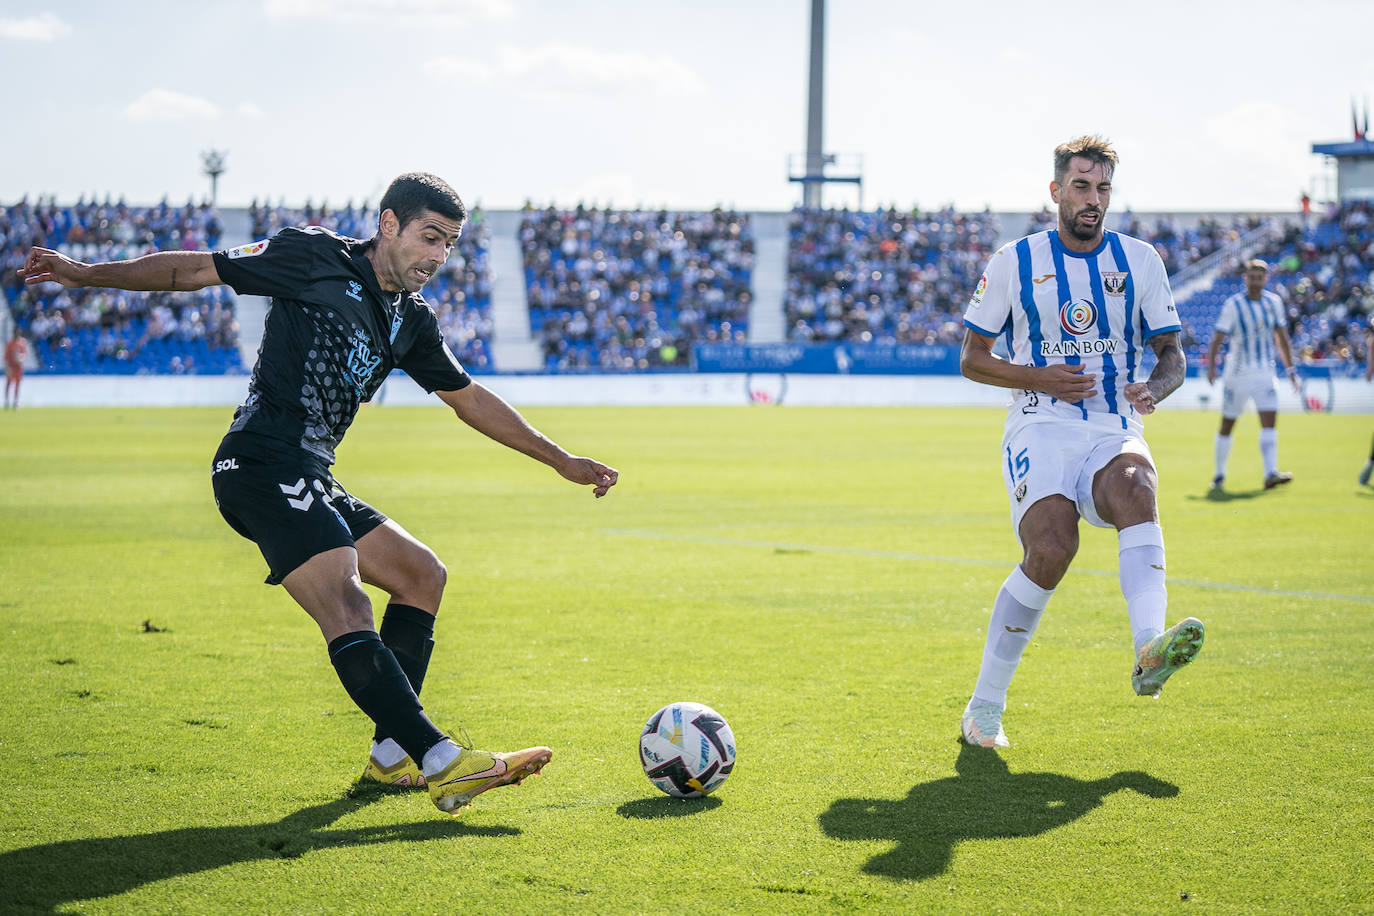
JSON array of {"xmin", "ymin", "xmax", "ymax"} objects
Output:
[
  {"xmin": 1000, "ymin": 418, "xmax": 1154, "ymax": 542},
  {"xmin": 1221, "ymin": 371, "xmax": 1279, "ymax": 419}
]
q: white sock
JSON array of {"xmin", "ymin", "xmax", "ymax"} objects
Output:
[
  {"xmin": 1259, "ymin": 428, "xmax": 1278, "ymax": 477},
  {"xmin": 421, "ymin": 739, "xmax": 462, "ymax": 777},
  {"xmin": 1213, "ymin": 433, "xmax": 1233, "ymax": 480},
  {"xmin": 1119, "ymin": 522, "xmax": 1167, "ymax": 654},
  {"xmin": 970, "ymin": 566, "xmax": 1053, "ymax": 708},
  {"xmin": 370, "ymin": 737, "xmax": 408, "ymax": 767}
]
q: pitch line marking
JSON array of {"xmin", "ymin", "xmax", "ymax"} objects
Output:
[{"xmin": 601, "ymin": 529, "xmax": 1374, "ymax": 604}]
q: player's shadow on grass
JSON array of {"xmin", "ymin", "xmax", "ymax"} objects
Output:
[
  {"xmin": 0, "ymin": 783, "xmax": 518, "ymax": 913},
  {"xmin": 1195, "ymin": 487, "xmax": 1264, "ymax": 502},
  {"xmin": 617, "ymin": 795, "xmax": 723, "ymax": 819},
  {"xmin": 818, "ymin": 743, "xmax": 1178, "ymax": 881}
]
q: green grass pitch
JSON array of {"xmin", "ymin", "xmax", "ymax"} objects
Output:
[{"xmin": 1, "ymin": 404, "xmax": 1371, "ymax": 914}]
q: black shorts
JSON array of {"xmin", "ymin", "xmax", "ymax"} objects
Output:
[{"xmin": 211, "ymin": 433, "xmax": 387, "ymax": 585}]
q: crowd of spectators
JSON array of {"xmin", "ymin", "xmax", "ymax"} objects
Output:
[
  {"xmin": 784, "ymin": 206, "xmax": 998, "ymax": 345},
  {"xmin": 246, "ymin": 201, "xmax": 495, "ymax": 372},
  {"xmin": 520, "ymin": 205, "xmax": 753, "ymax": 371},
  {"xmin": 1, "ymin": 196, "xmax": 241, "ymax": 374},
  {"xmin": 5, "ymin": 193, "xmax": 1369, "ymax": 377}
]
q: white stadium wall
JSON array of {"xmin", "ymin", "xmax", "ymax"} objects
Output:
[{"xmin": 16, "ymin": 373, "xmax": 1374, "ymax": 413}]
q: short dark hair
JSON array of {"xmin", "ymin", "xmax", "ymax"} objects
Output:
[
  {"xmin": 1053, "ymin": 135, "xmax": 1119, "ymax": 184},
  {"xmin": 377, "ymin": 172, "xmax": 467, "ymax": 231}
]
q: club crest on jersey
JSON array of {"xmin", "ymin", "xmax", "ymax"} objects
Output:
[
  {"xmin": 226, "ymin": 240, "xmax": 269, "ymax": 259},
  {"xmin": 346, "ymin": 328, "xmax": 382, "ymax": 394},
  {"xmin": 1060, "ymin": 299, "xmax": 1098, "ymax": 336},
  {"xmin": 1102, "ymin": 271, "xmax": 1128, "ymax": 296}
]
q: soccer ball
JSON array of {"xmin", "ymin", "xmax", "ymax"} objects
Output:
[{"xmin": 639, "ymin": 701, "xmax": 736, "ymax": 798}]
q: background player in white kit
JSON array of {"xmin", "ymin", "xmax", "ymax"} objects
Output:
[
  {"xmin": 957, "ymin": 135, "xmax": 1204, "ymax": 749},
  {"xmin": 1206, "ymin": 258, "xmax": 1299, "ymax": 492}
]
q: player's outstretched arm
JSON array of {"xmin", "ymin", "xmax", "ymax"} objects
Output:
[
  {"xmin": 18, "ymin": 247, "xmax": 222, "ymax": 292},
  {"xmin": 959, "ymin": 327, "xmax": 1098, "ymax": 402},
  {"xmin": 437, "ymin": 382, "xmax": 619, "ymax": 498},
  {"xmin": 1123, "ymin": 331, "xmax": 1185, "ymax": 416}
]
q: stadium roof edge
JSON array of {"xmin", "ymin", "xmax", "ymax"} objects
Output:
[{"xmin": 1311, "ymin": 139, "xmax": 1374, "ymax": 158}]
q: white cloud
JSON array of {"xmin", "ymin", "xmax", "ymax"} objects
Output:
[
  {"xmin": 123, "ymin": 89, "xmax": 221, "ymax": 121},
  {"xmin": 0, "ymin": 12, "xmax": 71, "ymax": 41},
  {"xmin": 263, "ymin": 0, "xmax": 514, "ymax": 27},
  {"xmin": 237, "ymin": 101, "xmax": 265, "ymax": 119}
]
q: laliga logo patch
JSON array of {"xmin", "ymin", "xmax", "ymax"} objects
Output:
[
  {"xmin": 227, "ymin": 239, "xmax": 269, "ymax": 260},
  {"xmin": 1060, "ymin": 299, "xmax": 1097, "ymax": 336}
]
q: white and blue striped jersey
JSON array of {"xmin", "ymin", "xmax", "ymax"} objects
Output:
[
  {"xmin": 1215, "ymin": 289, "xmax": 1285, "ymax": 378},
  {"xmin": 963, "ymin": 229, "xmax": 1181, "ymax": 432}
]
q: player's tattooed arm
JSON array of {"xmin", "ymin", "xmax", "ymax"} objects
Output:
[
  {"xmin": 1123, "ymin": 331, "xmax": 1184, "ymax": 415},
  {"xmin": 18, "ymin": 248, "xmax": 222, "ymax": 292}
]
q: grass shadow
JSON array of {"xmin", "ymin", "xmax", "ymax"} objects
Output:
[
  {"xmin": 818, "ymin": 742, "xmax": 1178, "ymax": 881},
  {"xmin": 1, "ymin": 785, "xmax": 519, "ymax": 913},
  {"xmin": 616, "ymin": 795, "xmax": 724, "ymax": 819},
  {"xmin": 1193, "ymin": 487, "xmax": 1264, "ymax": 502}
]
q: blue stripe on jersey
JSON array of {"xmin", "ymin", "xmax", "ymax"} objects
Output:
[
  {"xmin": 1083, "ymin": 246, "xmax": 1121, "ymax": 416},
  {"xmin": 1048, "ymin": 233, "xmax": 1087, "ymax": 419},
  {"xmin": 1234, "ymin": 296, "xmax": 1255, "ymax": 365},
  {"xmin": 1015, "ymin": 237, "xmax": 1045, "ymax": 367},
  {"xmin": 1106, "ymin": 233, "xmax": 1138, "ymax": 384}
]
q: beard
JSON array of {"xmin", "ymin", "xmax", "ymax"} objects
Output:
[{"xmin": 1060, "ymin": 205, "xmax": 1104, "ymax": 243}]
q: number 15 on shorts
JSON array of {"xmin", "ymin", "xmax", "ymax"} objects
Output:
[{"xmin": 1005, "ymin": 446, "xmax": 1029, "ymax": 482}]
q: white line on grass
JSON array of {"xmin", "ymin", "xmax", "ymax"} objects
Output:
[{"xmin": 602, "ymin": 528, "xmax": 1374, "ymax": 604}]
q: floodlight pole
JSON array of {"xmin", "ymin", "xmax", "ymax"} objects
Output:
[
  {"xmin": 804, "ymin": 0, "xmax": 825, "ymax": 209},
  {"xmin": 201, "ymin": 150, "xmax": 227, "ymax": 205}
]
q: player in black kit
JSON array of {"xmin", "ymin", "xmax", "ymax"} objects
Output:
[{"xmin": 18, "ymin": 173, "xmax": 619, "ymax": 815}]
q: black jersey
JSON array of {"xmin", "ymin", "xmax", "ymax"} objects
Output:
[{"xmin": 212, "ymin": 227, "xmax": 471, "ymax": 464}]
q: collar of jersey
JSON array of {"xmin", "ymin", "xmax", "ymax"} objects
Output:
[{"xmin": 1049, "ymin": 229, "xmax": 1110, "ymax": 260}]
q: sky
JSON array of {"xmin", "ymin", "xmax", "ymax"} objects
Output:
[{"xmin": 2, "ymin": 0, "xmax": 1372, "ymax": 214}]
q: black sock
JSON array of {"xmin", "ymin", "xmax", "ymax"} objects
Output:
[
  {"xmin": 328, "ymin": 631, "xmax": 445, "ymax": 766},
  {"xmin": 373, "ymin": 604, "xmax": 437, "ymax": 745}
]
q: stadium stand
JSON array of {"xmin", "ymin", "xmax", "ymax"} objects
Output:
[
  {"xmin": 4, "ymin": 194, "xmax": 1368, "ymax": 376},
  {"xmin": 784, "ymin": 206, "xmax": 999, "ymax": 345},
  {"xmin": 1, "ymin": 197, "xmax": 242, "ymax": 374},
  {"xmin": 519, "ymin": 205, "xmax": 754, "ymax": 371}
]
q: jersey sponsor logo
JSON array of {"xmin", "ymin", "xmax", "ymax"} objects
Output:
[
  {"xmin": 1060, "ymin": 299, "xmax": 1098, "ymax": 336},
  {"xmin": 213, "ymin": 457, "xmax": 239, "ymax": 474},
  {"xmin": 1102, "ymin": 271, "xmax": 1128, "ymax": 295},
  {"xmin": 1031, "ymin": 272, "xmax": 1057, "ymax": 285},
  {"xmin": 1040, "ymin": 337, "xmax": 1123, "ymax": 357},
  {"xmin": 346, "ymin": 280, "xmax": 363, "ymax": 302},
  {"xmin": 226, "ymin": 240, "xmax": 269, "ymax": 260},
  {"xmin": 345, "ymin": 328, "xmax": 382, "ymax": 394}
]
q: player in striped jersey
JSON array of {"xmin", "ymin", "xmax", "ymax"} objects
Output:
[
  {"xmin": 1206, "ymin": 259, "xmax": 1299, "ymax": 491},
  {"xmin": 957, "ymin": 135, "xmax": 1203, "ymax": 749}
]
